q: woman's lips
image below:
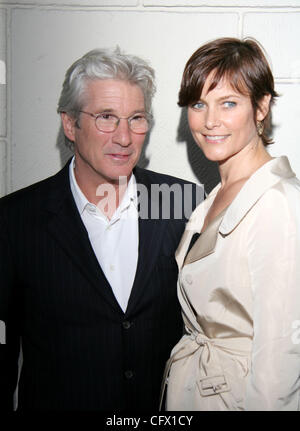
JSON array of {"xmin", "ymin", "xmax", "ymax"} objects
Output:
[{"xmin": 204, "ymin": 134, "xmax": 229, "ymax": 143}]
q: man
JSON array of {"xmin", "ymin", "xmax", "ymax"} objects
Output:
[{"xmin": 0, "ymin": 48, "xmax": 202, "ymax": 410}]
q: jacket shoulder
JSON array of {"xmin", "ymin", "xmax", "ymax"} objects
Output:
[
  {"xmin": 0, "ymin": 164, "xmax": 68, "ymax": 211},
  {"xmin": 135, "ymin": 167, "xmax": 204, "ymax": 220},
  {"xmin": 135, "ymin": 166, "xmax": 202, "ymax": 187}
]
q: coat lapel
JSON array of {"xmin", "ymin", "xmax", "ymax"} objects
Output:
[
  {"xmin": 44, "ymin": 161, "xmax": 122, "ymax": 313},
  {"xmin": 175, "ymin": 184, "xmax": 220, "ymax": 269},
  {"xmin": 184, "ymin": 208, "xmax": 226, "ymax": 265},
  {"xmin": 181, "ymin": 156, "xmax": 295, "ymax": 267}
]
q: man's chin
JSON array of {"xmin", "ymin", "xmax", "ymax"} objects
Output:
[{"xmin": 103, "ymin": 171, "xmax": 133, "ymax": 186}]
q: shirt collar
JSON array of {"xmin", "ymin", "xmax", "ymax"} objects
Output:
[
  {"xmin": 69, "ymin": 157, "xmax": 89, "ymax": 215},
  {"xmin": 118, "ymin": 173, "xmax": 138, "ymax": 213},
  {"xmin": 69, "ymin": 156, "xmax": 138, "ymax": 217}
]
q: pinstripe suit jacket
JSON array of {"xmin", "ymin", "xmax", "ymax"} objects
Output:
[{"xmin": 0, "ymin": 160, "xmax": 201, "ymax": 411}]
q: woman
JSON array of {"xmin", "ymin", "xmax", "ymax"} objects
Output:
[{"xmin": 163, "ymin": 38, "xmax": 300, "ymax": 411}]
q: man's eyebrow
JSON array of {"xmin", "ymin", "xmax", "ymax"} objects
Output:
[
  {"xmin": 94, "ymin": 108, "xmax": 147, "ymax": 114},
  {"xmin": 94, "ymin": 108, "xmax": 114, "ymax": 113}
]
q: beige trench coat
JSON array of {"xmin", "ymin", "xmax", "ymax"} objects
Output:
[{"xmin": 165, "ymin": 156, "xmax": 300, "ymax": 411}]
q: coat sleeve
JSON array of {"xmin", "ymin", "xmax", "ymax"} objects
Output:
[
  {"xmin": 245, "ymin": 184, "xmax": 300, "ymax": 410},
  {"xmin": 0, "ymin": 209, "xmax": 20, "ymax": 411}
]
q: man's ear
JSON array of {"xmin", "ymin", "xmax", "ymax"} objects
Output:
[
  {"xmin": 61, "ymin": 112, "xmax": 76, "ymax": 142},
  {"xmin": 256, "ymin": 94, "xmax": 272, "ymax": 122}
]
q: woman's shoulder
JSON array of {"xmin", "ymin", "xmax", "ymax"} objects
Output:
[
  {"xmin": 248, "ymin": 173, "xmax": 300, "ymax": 230},
  {"xmin": 263, "ymin": 171, "xmax": 300, "ymax": 203}
]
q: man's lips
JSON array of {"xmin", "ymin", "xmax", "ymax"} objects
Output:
[
  {"xmin": 106, "ymin": 153, "xmax": 131, "ymax": 159},
  {"xmin": 105, "ymin": 153, "xmax": 132, "ymax": 163}
]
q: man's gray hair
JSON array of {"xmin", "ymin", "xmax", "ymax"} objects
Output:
[{"xmin": 57, "ymin": 47, "xmax": 156, "ymax": 118}]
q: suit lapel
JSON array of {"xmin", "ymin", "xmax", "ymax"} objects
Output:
[
  {"xmin": 44, "ymin": 162, "xmax": 122, "ymax": 313},
  {"xmin": 126, "ymin": 167, "xmax": 169, "ymax": 314}
]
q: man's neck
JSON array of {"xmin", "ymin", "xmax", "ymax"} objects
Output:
[{"xmin": 72, "ymin": 160, "xmax": 131, "ymax": 219}]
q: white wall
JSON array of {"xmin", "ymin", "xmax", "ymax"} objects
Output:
[{"xmin": 1, "ymin": 0, "xmax": 300, "ymax": 196}]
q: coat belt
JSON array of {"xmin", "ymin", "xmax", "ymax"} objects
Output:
[{"xmin": 159, "ymin": 332, "xmax": 251, "ymax": 410}]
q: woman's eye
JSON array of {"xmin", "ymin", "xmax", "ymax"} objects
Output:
[
  {"xmin": 223, "ymin": 101, "xmax": 236, "ymax": 108},
  {"xmin": 191, "ymin": 102, "xmax": 205, "ymax": 110}
]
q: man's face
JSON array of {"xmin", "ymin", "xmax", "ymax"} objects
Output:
[{"xmin": 61, "ymin": 79, "xmax": 147, "ymax": 188}]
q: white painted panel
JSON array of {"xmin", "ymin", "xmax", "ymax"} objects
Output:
[
  {"xmin": 145, "ymin": 0, "xmax": 300, "ymax": 6},
  {"xmin": 268, "ymin": 83, "xmax": 300, "ymax": 178},
  {"xmin": 244, "ymin": 12, "xmax": 300, "ymax": 78},
  {"xmin": 6, "ymin": 0, "xmax": 137, "ymax": 5},
  {"xmin": 0, "ymin": 8, "xmax": 6, "ymax": 138}
]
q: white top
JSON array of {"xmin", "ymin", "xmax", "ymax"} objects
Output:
[{"xmin": 69, "ymin": 157, "xmax": 139, "ymax": 312}]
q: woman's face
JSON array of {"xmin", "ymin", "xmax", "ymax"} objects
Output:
[{"xmin": 187, "ymin": 72, "xmax": 268, "ymax": 164}]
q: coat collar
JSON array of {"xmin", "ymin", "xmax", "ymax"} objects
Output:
[
  {"xmin": 219, "ymin": 156, "xmax": 295, "ymax": 235},
  {"xmin": 181, "ymin": 156, "xmax": 295, "ymax": 267}
]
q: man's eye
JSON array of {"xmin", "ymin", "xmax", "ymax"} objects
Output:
[
  {"xmin": 131, "ymin": 114, "xmax": 145, "ymax": 122},
  {"xmin": 99, "ymin": 113, "xmax": 115, "ymax": 120}
]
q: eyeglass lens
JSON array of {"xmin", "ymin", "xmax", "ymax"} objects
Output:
[{"xmin": 95, "ymin": 114, "xmax": 149, "ymax": 133}]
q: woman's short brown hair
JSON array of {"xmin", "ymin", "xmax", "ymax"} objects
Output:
[{"xmin": 179, "ymin": 37, "xmax": 278, "ymax": 145}]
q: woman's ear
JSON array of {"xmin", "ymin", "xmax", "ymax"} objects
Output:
[
  {"xmin": 61, "ymin": 112, "xmax": 76, "ymax": 142},
  {"xmin": 256, "ymin": 94, "xmax": 272, "ymax": 122}
]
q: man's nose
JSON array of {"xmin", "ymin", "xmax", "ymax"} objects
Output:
[{"xmin": 112, "ymin": 118, "xmax": 131, "ymax": 146}]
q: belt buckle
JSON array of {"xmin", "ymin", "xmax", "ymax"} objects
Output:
[{"xmin": 198, "ymin": 374, "xmax": 230, "ymax": 397}]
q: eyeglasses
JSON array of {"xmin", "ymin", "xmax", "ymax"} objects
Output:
[{"xmin": 79, "ymin": 111, "xmax": 151, "ymax": 134}]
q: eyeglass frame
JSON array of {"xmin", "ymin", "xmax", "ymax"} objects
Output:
[{"xmin": 77, "ymin": 110, "xmax": 152, "ymax": 134}]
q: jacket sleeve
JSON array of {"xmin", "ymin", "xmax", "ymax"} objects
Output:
[
  {"xmin": 245, "ymin": 184, "xmax": 300, "ymax": 410},
  {"xmin": 0, "ymin": 210, "xmax": 20, "ymax": 411}
]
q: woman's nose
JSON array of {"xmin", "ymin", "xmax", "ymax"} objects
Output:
[{"xmin": 205, "ymin": 108, "xmax": 221, "ymax": 129}]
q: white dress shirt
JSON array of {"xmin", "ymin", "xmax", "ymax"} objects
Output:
[{"xmin": 69, "ymin": 157, "xmax": 139, "ymax": 312}]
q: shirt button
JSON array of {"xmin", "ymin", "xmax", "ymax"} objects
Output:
[
  {"xmin": 110, "ymin": 264, "xmax": 115, "ymax": 271},
  {"xmin": 122, "ymin": 321, "xmax": 131, "ymax": 329},
  {"xmin": 185, "ymin": 274, "xmax": 193, "ymax": 284},
  {"xmin": 125, "ymin": 370, "xmax": 134, "ymax": 379}
]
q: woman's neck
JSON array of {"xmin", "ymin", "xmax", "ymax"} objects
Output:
[{"xmin": 218, "ymin": 140, "xmax": 272, "ymax": 190}]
